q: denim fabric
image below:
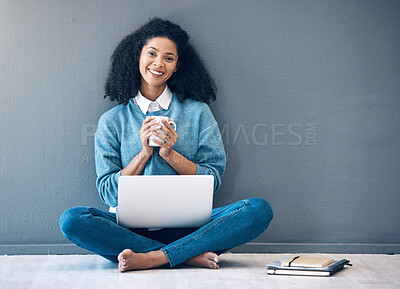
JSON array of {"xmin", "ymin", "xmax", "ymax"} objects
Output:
[{"xmin": 59, "ymin": 198, "xmax": 273, "ymax": 267}]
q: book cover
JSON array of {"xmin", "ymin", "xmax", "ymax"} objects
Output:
[{"xmin": 281, "ymin": 256, "xmax": 334, "ymax": 268}]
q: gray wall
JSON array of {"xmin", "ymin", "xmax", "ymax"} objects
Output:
[{"xmin": 1, "ymin": 0, "xmax": 399, "ymax": 255}]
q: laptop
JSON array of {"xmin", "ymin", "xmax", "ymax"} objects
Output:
[{"xmin": 117, "ymin": 175, "xmax": 214, "ymax": 229}]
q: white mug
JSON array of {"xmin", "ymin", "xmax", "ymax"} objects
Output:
[{"xmin": 148, "ymin": 116, "xmax": 177, "ymax": 147}]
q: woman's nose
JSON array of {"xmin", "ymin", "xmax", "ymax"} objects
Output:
[{"xmin": 153, "ymin": 58, "xmax": 163, "ymax": 67}]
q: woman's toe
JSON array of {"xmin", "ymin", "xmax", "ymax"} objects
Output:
[{"xmin": 208, "ymin": 260, "xmax": 216, "ymax": 269}]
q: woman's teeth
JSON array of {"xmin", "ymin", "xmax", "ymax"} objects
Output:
[{"xmin": 149, "ymin": 68, "xmax": 163, "ymax": 75}]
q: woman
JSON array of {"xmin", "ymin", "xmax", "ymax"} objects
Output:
[{"xmin": 60, "ymin": 18, "xmax": 273, "ymax": 272}]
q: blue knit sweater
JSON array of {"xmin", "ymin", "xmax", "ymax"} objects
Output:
[{"xmin": 94, "ymin": 96, "xmax": 226, "ymax": 208}]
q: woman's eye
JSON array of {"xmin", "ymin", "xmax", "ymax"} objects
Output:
[
  {"xmin": 148, "ymin": 51, "xmax": 156, "ymax": 56},
  {"xmin": 166, "ymin": 57, "xmax": 174, "ymax": 62}
]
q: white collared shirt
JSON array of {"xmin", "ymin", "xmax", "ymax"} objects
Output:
[{"xmin": 133, "ymin": 85, "xmax": 172, "ymax": 114}]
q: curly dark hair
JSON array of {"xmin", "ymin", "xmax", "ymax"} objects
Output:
[{"xmin": 104, "ymin": 18, "xmax": 217, "ymax": 105}]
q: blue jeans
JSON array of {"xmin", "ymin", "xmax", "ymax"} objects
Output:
[{"xmin": 59, "ymin": 198, "xmax": 273, "ymax": 268}]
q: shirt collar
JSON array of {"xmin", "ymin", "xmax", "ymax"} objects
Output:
[{"xmin": 135, "ymin": 86, "xmax": 172, "ymax": 114}]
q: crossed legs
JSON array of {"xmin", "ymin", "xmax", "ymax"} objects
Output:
[{"xmin": 59, "ymin": 198, "xmax": 273, "ymax": 272}]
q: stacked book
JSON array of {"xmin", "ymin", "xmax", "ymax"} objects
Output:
[{"xmin": 267, "ymin": 256, "xmax": 351, "ymax": 277}]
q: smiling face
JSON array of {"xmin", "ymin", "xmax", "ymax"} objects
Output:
[{"xmin": 138, "ymin": 37, "xmax": 178, "ymax": 99}]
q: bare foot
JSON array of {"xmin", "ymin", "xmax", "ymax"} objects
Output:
[
  {"xmin": 184, "ymin": 252, "xmax": 220, "ymax": 269},
  {"xmin": 118, "ymin": 249, "xmax": 169, "ymax": 272}
]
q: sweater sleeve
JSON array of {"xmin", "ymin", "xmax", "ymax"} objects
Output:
[
  {"xmin": 94, "ymin": 115, "xmax": 122, "ymax": 207},
  {"xmin": 195, "ymin": 122, "xmax": 226, "ymax": 193}
]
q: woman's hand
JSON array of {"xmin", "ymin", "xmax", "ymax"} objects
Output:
[
  {"xmin": 152, "ymin": 118, "xmax": 179, "ymax": 159},
  {"xmin": 139, "ymin": 116, "xmax": 159, "ymax": 157}
]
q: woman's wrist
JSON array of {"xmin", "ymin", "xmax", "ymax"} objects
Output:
[
  {"xmin": 121, "ymin": 150, "xmax": 152, "ymax": 176},
  {"xmin": 159, "ymin": 147, "xmax": 173, "ymax": 161},
  {"xmin": 161, "ymin": 149, "xmax": 196, "ymax": 175},
  {"xmin": 140, "ymin": 149, "xmax": 153, "ymax": 160}
]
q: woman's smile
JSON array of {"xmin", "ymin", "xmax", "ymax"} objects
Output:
[{"xmin": 148, "ymin": 68, "xmax": 165, "ymax": 77}]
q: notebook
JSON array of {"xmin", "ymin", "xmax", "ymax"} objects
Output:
[
  {"xmin": 281, "ymin": 256, "xmax": 334, "ymax": 268},
  {"xmin": 267, "ymin": 258, "xmax": 351, "ymax": 277},
  {"xmin": 117, "ymin": 175, "xmax": 214, "ymax": 229}
]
